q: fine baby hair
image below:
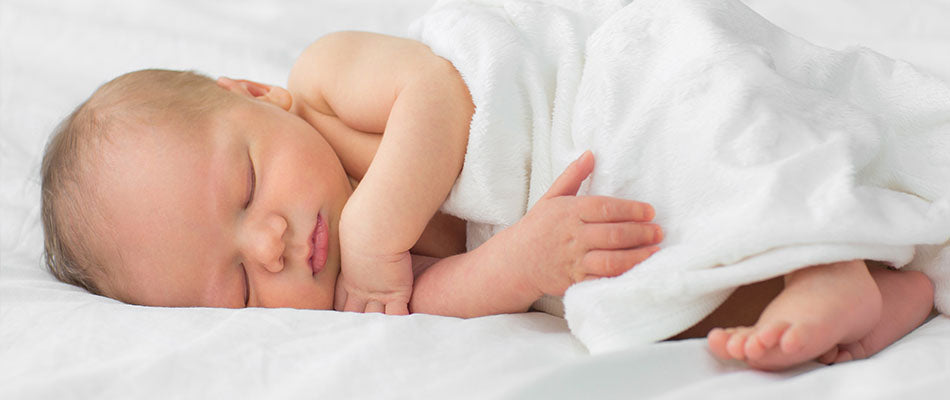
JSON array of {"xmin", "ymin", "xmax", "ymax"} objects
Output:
[{"xmin": 41, "ymin": 69, "xmax": 235, "ymax": 295}]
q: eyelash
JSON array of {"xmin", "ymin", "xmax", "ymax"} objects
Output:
[
  {"xmin": 241, "ymin": 263, "xmax": 250, "ymax": 307},
  {"xmin": 242, "ymin": 153, "xmax": 255, "ymax": 307},
  {"xmin": 245, "ymin": 155, "xmax": 256, "ymax": 209}
]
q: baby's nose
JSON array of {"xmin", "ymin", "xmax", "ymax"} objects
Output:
[{"xmin": 242, "ymin": 213, "xmax": 287, "ymax": 273}]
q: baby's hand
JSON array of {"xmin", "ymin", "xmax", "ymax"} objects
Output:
[
  {"xmin": 334, "ymin": 242, "xmax": 413, "ymax": 315},
  {"xmin": 511, "ymin": 151, "xmax": 662, "ymax": 297}
]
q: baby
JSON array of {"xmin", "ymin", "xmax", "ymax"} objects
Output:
[{"xmin": 42, "ymin": 31, "xmax": 934, "ymax": 371}]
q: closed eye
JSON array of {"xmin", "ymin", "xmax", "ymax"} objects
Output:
[
  {"xmin": 245, "ymin": 153, "xmax": 256, "ymax": 209},
  {"xmin": 241, "ymin": 263, "xmax": 250, "ymax": 307}
]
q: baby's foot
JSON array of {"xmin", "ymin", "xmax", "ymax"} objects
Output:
[
  {"xmin": 818, "ymin": 268, "xmax": 934, "ymax": 364},
  {"xmin": 708, "ymin": 260, "xmax": 882, "ymax": 371}
]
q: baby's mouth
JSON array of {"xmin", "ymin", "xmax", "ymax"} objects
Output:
[{"xmin": 309, "ymin": 214, "xmax": 329, "ymax": 275}]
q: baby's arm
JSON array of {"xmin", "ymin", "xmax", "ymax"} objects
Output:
[
  {"xmin": 288, "ymin": 32, "xmax": 473, "ymax": 314},
  {"xmin": 410, "ymin": 152, "xmax": 663, "ymax": 317}
]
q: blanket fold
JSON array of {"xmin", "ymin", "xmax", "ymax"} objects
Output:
[{"xmin": 410, "ymin": 0, "xmax": 950, "ymax": 353}]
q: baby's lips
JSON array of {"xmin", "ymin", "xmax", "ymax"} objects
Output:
[{"xmin": 309, "ymin": 213, "xmax": 329, "ymax": 275}]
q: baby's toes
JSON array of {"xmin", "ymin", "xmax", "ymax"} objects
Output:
[
  {"xmin": 833, "ymin": 349, "xmax": 853, "ymax": 364},
  {"xmin": 746, "ymin": 321, "xmax": 790, "ymax": 360},
  {"xmin": 817, "ymin": 347, "xmax": 839, "ymax": 365},
  {"xmin": 755, "ymin": 321, "xmax": 790, "ymax": 350},
  {"xmin": 707, "ymin": 328, "xmax": 733, "ymax": 360},
  {"xmin": 779, "ymin": 324, "xmax": 807, "ymax": 355},
  {"xmin": 743, "ymin": 333, "xmax": 766, "ymax": 360},
  {"xmin": 835, "ymin": 341, "xmax": 868, "ymax": 362},
  {"xmin": 726, "ymin": 327, "xmax": 753, "ymax": 360}
]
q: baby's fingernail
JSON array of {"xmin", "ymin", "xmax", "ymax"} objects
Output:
[
  {"xmin": 644, "ymin": 205, "xmax": 656, "ymax": 221},
  {"xmin": 653, "ymin": 226, "xmax": 664, "ymax": 242}
]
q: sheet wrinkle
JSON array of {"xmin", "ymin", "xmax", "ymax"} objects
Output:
[
  {"xmin": 5, "ymin": 1, "xmax": 950, "ymax": 398},
  {"xmin": 410, "ymin": 0, "xmax": 950, "ymax": 353}
]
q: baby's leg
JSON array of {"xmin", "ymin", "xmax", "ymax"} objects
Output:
[
  {"xmin": 707, "ymin": 260, "xmax": 882, "ymax": 371},
  {"xmin": 817, "ymin": 267, "xmax": 934, "ymax": 364}
]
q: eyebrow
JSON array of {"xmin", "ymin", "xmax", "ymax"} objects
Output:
[{"xmin": 205, "ymin": 134, "xmax": 237, "ymax": 218}]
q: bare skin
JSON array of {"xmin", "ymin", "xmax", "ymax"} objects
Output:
[
  {"xmin": 679, "ymin": 261, "xmax": 934, "ymax": 371},
  {"xmin": 90, "ymin": 34, "xmax": 933, "ymax": 371},
  {"xmin": 287, "ymin": 32, "xmax": 660, "ymax": 317},
  {"xmin": 284, "ymin": 33, "xmax": 935, "ymax": 369},
  {"xmin": 817, "ymin": 266, "xmax": 935, "ymax": 364},
  {"xmin": 709, "ymin": 260, "xmax": 882, "ymax": 370}
]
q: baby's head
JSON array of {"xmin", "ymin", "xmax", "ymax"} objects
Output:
[{"xmin": 42, "ymin": 69, "xmax": 352, "ymax": 309}]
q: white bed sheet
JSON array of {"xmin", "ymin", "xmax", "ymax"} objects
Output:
[{"xmin": 2, "ymin": 0, "xmax": 949, "ymax": 398}]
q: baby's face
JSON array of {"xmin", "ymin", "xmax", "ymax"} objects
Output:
[{"xmin": 98, "ymin": 97, "xmax": 352, "ymax": 309}]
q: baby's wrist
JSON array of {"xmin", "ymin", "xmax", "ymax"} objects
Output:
[
  {"xmin": 340, "ymin": 194, "xmax": 415, "ymax": 256},
  {"xmin": 489, "ymin": 227, "xmax": 545, "ymax": 304}
]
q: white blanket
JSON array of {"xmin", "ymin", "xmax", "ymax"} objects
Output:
[
  {"xmin": 7, "ymin": 1, "xmax": 950, "ymax": 399},
  {"xmin": 411, "ymin": 0, "xmax": 950, "ymax": 353}
]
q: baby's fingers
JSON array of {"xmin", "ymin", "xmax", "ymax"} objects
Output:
[
  {"xmin": 343, "ymin": 295, "xmax": 368, "ymax": 313},
  {"xmin": 334, "ymin": 281, "xmax": 348, "ymax": 311},
  {"xmin": 543, "ymin": 150, "xmax": 594, "ymax": 200},
  {"xmin": 579, "ymin": 196, "xmax": 655, "ymax": 223},
  {"xmin": 385, "ymin": 302, "xmax": 410, "ymax": 316},
  {"xmin": 365, "ymin": 300, "xmax": 385, "ymax": 314},
  {"xmin": 582, "ymin": 222, "xmax": 663, "ymax": 250},
  {"xmin": 582, "ymin": 246, "xmax": 660, "ymax": 277}
]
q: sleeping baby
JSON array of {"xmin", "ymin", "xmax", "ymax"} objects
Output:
[{"xmin": 41, "ymin": 0, "xmax": 949, "ymax": 371}]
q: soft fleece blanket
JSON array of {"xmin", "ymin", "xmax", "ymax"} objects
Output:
[{"xmin": 410, "ymin": 0, "xmax": 950, "ymax": 353}]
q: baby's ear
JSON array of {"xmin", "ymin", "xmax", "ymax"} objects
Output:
[{"xmin": 216, "ymin": 77, "xmax": 292, "ymax": 111}]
